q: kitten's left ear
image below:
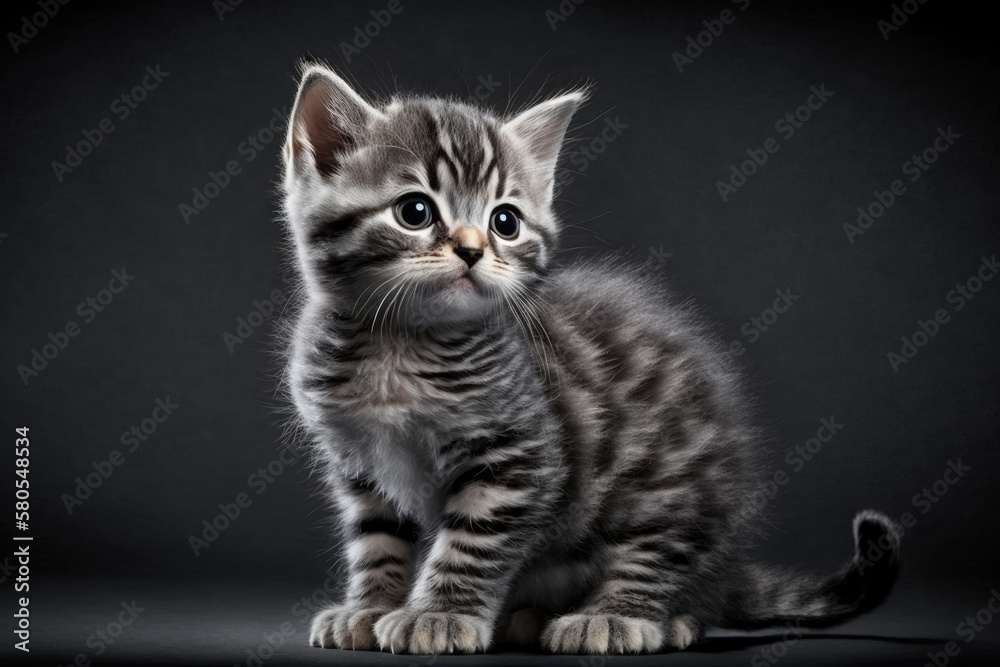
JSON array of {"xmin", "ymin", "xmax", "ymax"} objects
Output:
[
  {"xmin": 503, "ymin": 91, "xmax": 587, "ymax": 192},
  {"xmin": 284, "ymin": 64, "xmax": 381, "ymax": 177}
]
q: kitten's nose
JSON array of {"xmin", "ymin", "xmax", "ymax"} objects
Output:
[
  {"xmin": 454, "ymin": 245, "xmax": 484, "ymax": 268},
  {"xmin": 450, "ymin": 227, "xmax": 486, "ymax": 268}
]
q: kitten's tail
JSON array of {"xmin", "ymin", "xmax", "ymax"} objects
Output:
[{"xmin": 723, "ymin": 510, "xmax": 901, "ymax": 629}]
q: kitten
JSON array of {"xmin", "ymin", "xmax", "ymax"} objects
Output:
[{"xmin": 278, "ymin": 63, "xmax": 900, "ymax": 655}]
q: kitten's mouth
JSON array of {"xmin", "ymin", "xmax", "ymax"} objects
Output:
[{"xmin": 452, "ymin": 272, "xmax": 479, "ymax": 291}]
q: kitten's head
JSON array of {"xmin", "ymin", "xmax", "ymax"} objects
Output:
[{"xmin": 281, "ymin": 64, "xmax": 583, "ymax": 331}]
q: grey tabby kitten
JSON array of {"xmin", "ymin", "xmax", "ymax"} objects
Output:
[{"xmin": 279, "ymin": 63, "xmax": 900, "ymax": 655}]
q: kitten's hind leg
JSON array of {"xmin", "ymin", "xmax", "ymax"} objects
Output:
[
  {"xmin": 541, "ymin": 599, "xmax": 702, "ymax": 654},
  {"xmin": 666, "ymin": 614, "xmax": 702, "ymax": 650},
  {"xmin": 309, "ymin": 475, "xmax": 417, "ymax": 650},
  {"xmin": 540, "ymin": 527, "xmax": 702, "ymax": 654},
  {"xmin": 542, "ymin": 612, "xmax": 664, "ymax": 654}
]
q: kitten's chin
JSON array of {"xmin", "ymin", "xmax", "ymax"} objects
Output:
[{"xmin": 410, "ymin": 283, "xmax": 495, "ymax": 329}]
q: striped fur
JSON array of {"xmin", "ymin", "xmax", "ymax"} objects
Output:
[{"xmin": 278, "ymin": 64, "xmax": 900, "ymax": 655}]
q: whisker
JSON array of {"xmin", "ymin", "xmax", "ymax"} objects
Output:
[
  {"xmin": 352, "ymin": 268, "xmax": 410, "ymax": 318},
  {"xmin": 374, "ymin": 279, "xmax": 408, "ymax": 340}
]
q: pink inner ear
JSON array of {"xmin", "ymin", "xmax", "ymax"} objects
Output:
[{"xmin": 292, "ymin": 80, "xmax": 345, "ymax": 176}]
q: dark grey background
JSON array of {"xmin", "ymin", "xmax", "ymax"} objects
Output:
[{"xmin": 1, "ymin": 0, "xmax": 998, "ymax": 665}]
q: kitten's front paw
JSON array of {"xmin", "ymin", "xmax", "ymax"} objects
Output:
[
  {"xmin": 309, "ymin": 604, "xmax": 388, "ymax": 650},
  {"xmin": 374, "ymin": 608, "xmax": 491, "ymax": 654},
  {"xmin": 541, "ymin": 613, "xmax": 664, "ymax": 654}
]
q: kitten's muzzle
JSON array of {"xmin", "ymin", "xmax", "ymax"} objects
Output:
[{"xmin": 449, "ymin": 226, "xmax": 487, "ymax": 268}]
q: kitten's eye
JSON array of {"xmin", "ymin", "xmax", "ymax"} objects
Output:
[
  {"xmin": 394, "ymin": 196, "xmax": 435, "ymax": 230},
  {"xmin": 490, "ymin": 207, "xmax": 520, "ymax": 240}
]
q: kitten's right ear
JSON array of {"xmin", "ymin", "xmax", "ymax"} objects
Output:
[{"xmin": 284, "ymin": 65, "xmax": 380, "ymax": 176}]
